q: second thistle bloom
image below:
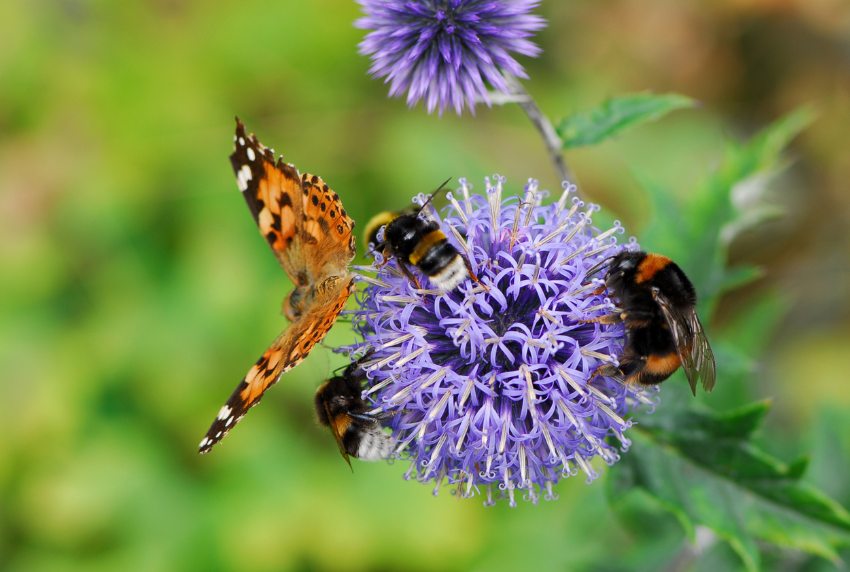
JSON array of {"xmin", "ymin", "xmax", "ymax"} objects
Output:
[
  {"xmin": 346, "ymin": 177, "xmax": 656, "ymax": 505},
  {"xmin": 355, "ymin": 0, "xmax": 546, "ymax": 115}
]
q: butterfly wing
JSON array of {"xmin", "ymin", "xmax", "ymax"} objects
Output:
[
  {"xmin": 230, "ymin": 118, "xmax": 356, "ymax": 287},
  {"xmin": 653, "ymin": 287, "xmax": 717, "ymax": 395},
  {"xmin": 199, "ymin": 276, "xmax": 356, "ymax": 453},
  {"xmin": 200, "ymin": 120, "xmax": 359, "ymax": 453}
]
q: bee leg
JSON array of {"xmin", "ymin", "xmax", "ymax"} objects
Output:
[
  {"xmin": 376, "ymin": 253, "xmax": 390, "ymax": 269},
  {"xmin": 396, "ymin": 258, "xmax": 422, "ymax": 290},
  {"xmin": 589, "ymin": 356, "xmax": 645, "ymax": 383},
  {"xmin": 461, "ymin": 254, "xmax": 489, "ymax": 291},
  {"xmin": 588, "ymin": 363, "xmax": 623, "ymax": 381},
  {"xmin": 580, "ymin": 312, "xmax": 625, "ymax": 325}
]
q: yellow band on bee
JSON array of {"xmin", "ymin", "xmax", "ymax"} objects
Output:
[{"xmin": 409, "ymin": 229, "xmax": 446, "ymax": 266}]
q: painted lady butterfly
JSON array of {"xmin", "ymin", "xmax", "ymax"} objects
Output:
[{"xmin": 199, "ymin": 118, "xmax": 356, "ymax": 454}]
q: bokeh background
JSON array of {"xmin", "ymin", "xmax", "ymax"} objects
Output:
[{"xmin": 2, "ymin": 1, "xmax": 849, "ymax": 570}]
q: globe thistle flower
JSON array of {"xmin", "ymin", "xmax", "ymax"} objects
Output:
[
  {"xmin": 345, "ymin": 177, "xmax": 657, "ymax": 506},
  {"xmin": 355, "ymin": 0, "xmax": 546, "ymax": 116}
]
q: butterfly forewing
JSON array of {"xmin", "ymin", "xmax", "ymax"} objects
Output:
[{"xmin": 199, "ymin": 119, "xmax": 357, "ymax": 454}]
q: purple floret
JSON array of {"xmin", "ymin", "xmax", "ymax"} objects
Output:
[
  {"xmin": 343, "ymin": 177, "xmax": 658, "ymax": 505},
  {"xmin": 355, "ymin": 0, "xmax": 546, "ymax": 115}
]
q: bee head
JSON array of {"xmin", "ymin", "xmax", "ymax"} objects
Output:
[{"xmin": 607, "ymin": 251, "xmax": 643, "ymax": 277}]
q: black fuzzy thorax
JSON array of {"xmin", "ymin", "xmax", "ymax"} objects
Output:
[
  {"xmin": 605, "ymin": 250, "xmax": 697, "ymax": 360},
  {"xmin": 383, "ymin": 213, "xmax": 440, "ymax": 263},
  {"xmin": 605, "ymin": 251, "xmax": 696, "ymax": 312}
]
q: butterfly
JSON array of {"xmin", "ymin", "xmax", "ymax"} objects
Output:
[{"xmin": 198, "ymin": 117, "xmax": 357, "ymax": 454}]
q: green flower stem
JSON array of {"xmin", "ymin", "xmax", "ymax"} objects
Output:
[{"xmin": 502, "ymin": 73, "xmax": 577, "ymax": 190}]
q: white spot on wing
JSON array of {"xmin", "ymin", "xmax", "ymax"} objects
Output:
[
  {"xmin": 246, "ymin": 147, "xmax": 255, "ymax": 162},
  {"xmin": 238, "ymin": 137, "xmax": 245, "ymax": 146},
  {"xmin": 218, "ymin": 405, "xmax": 232, "ymax": 420},
  {"xmin": 236, "ymin": 165, "xmax": 252, "ymax": 192},
  {"xmin": 199, "ymin": 438, "xmax": 208, "ymax": 448}
]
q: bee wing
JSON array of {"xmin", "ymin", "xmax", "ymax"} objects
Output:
[
  {"xmin": 324, "ymin": 401, "xmax": 353, "ymax": 470},
  {"xmin": 653, "ymin": 288, "xmax": 717, "ymax": 395}
]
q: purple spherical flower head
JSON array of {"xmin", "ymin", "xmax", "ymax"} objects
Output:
[
  {"xmin": 355, "ymin": 1, "xmax": 545, "ymax": 116},
  {"xmin": 344, "ymin": 177, "xmax": 658, "ymax": 506}
]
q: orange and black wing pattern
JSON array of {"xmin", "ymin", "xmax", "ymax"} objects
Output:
[{"xmin": 198, "ymin": 119, "xmax": 356, "ymax": 454}]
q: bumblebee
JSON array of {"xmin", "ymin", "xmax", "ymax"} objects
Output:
[
  {"xmin": 587, "ymin": 250, "xmax": 716, "ymax": 395},
  {"xmin": 366, "ymin": 182, "xmax": 482, "ymax": 293},
  {"xmin": 363, "ymin": 209, "xmax": 407, "ymax": 252},
  {"xmin": 314, "ymin": 359, "xmax": 393, "ymax": 468}
]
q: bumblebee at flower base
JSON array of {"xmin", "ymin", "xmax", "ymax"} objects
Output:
[{"xmin": 584, "ymin": 251, "xmax": 716, "ymax": 395}]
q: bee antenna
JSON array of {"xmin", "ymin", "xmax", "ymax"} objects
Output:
[
  {"xmin": 418, "ymin": 177, "xmax": 452, "ymax": 212},
  {"xmin": 584, "ymin": 255, "xmax": 616, "ymax": 280}
]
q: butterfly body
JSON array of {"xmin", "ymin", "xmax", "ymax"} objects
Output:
[{"xmin": 198, "ymin": 119, "xmax": 356, "ymax": 454}]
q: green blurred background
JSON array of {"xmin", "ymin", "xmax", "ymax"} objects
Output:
[{"xmin": 2, "ymin": 1, "xmax": 849, "ymax": 570}]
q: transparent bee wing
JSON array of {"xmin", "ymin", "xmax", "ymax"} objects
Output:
[
  {"xmin": 652, "ymin": 287, "xmax": 717, "ymax": 395},
  {"xmin": 324, "ymin": 400, "xmax": 353, "ymax": 471}
]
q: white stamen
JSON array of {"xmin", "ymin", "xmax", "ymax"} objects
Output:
[
  {"xmin": 580, "ymin": 349, "xmax": 617, "ymax": 362},
  {"xmin": 355, "ymin": 274, "xmax": 391, "ymax": 288},
  {"xmin": 519, "ymin": 444, "xmax": 528, "ymax": 485},
  {"xmin": 457, "ymin": 376, "xmax": 475, "ymax": 409},
  {"xmin": 454, "ymin": 412, "xmax": 471, "ymax": 452},
  {"xmin": 596, "ymin": 401, "xmax": 627, "ymax": 427},
  {"xmin": 427, "ymin": 391, "xmax": 452, "ymax": 421},
  {"xmin": 446, "ymin": 192, "xmax": 468, "ymax": 225},
  {"xmin": 367, "ymin": 350, "xmax": 402, "ymax": 371},
  {"xmin": 379, "ymin": 333, "xmax": 413, "ymax": 350},
  {"xmin": 560, "ymin": 216, "xmax": 588, "ymax": 245},
  {"xmin": 393, "ymin": 346, "xmax": 426, "ymax": 368},
  {"xmin": 535, "ymin": 221, "xmax": 569, "ymax": 247},
  {"xmin": 558, "ymin": 242, "xmax": 591, "ymax": 265},
  {"xmin": 498, "ymin": 413, "xmax": 509, "ymax": 454},
  {"xmin": 447, "ymin": 224, "xmax": 470, "ymax": 253},
  {"xmin": 363, "ymin": 374, "xmax": 396, "ymax": 397},
  {"xmin": 459, "ymin": 178, "xmax": 473, "ymax": 217},
  {"xmin": 380, "ymin": 295, "xmax": 419, "ymax": 304}
]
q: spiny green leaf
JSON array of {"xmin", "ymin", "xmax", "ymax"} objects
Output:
[
  {"xmin": 611, "ymin": 397, "xmax": 850, "ymax": 570},
  {"xmin": 557, "ymin": 92, "xmax": 697, "ymax": 149}
]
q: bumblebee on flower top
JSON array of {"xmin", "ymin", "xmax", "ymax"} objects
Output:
[{"xmin": 365, "ymin": 180, "xmax": 484, "ymax": 294}]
